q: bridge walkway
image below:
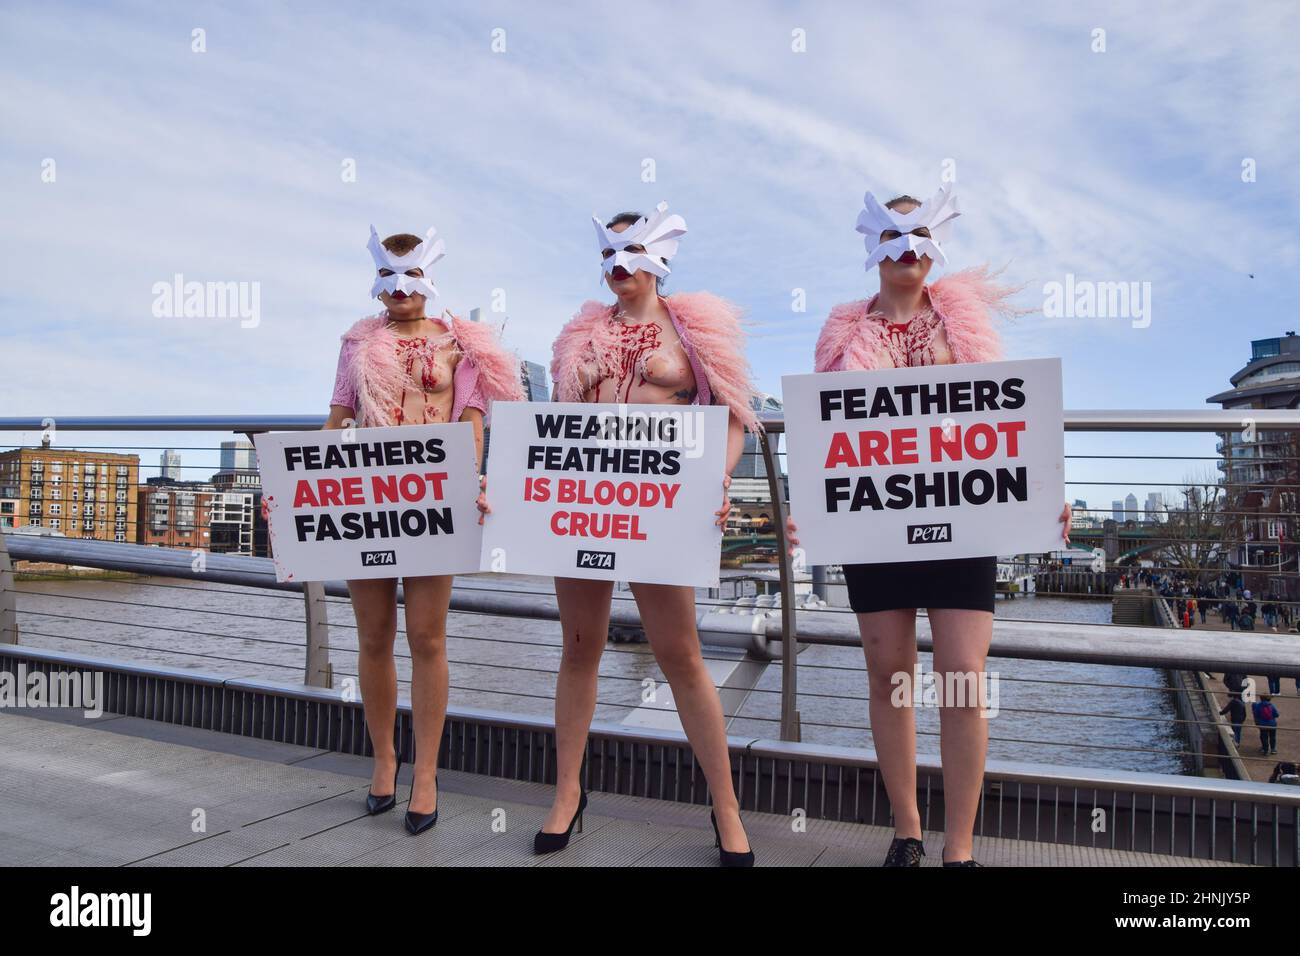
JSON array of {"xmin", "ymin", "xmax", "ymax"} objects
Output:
[{"xmin": 0, "ymin": 709, "xmax": 1243, "ymax": 868}]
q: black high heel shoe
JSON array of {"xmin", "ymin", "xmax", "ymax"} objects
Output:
[
  {"xmin": 882, "ymin": 836, "xmax": 925, "ymax": 867},
  {"xmin": 534, "ymin": 790, "xmax": 587, "ymax": 854},
  {"xmin": 710, "ymin": 810, "xmax": 755, "ymax": 868},
  {"xmin": 365, "ymin": 755, "xmax": 403, "ymax": 815},
  {"xmin": 404, "ymin": 773, "xmax": 439, "ymax": 835}
]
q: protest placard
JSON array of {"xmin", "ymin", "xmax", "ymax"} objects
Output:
[
  {"xmin": 480, "ymin": 402, "xmax": 728, "ymax": 586},
  {"xmin": 253, "ymin": 423, "xmax": 482, "ymax": 582},
  {"xmin": 782, "ymin": 358, "xmax": 1064, "ymax": 564}
]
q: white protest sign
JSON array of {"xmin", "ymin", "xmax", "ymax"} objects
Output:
[
  {"xmin": 253, "ymin": 423, "xmax": 481, "ymax": 582},
  {"xmin": 782, "ymin": 358, "xmax": 1064, "ymax": 564},
  {"xmin": 480, "ymin": 401, "xmax": 728, "ymax": 586}
]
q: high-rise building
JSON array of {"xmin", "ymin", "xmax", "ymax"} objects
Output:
[
  {"xmin": 160, "ymin": 449, "xmax": 182, "ymax": 480},
  {"xmin": 1144, "ymin": 492, "xmax": 1165, "ymax": 523},
  {"xmin": 0, "ymin": 442, "xmax": 139, "ymax": 542},
  {"xmin": 1207, "ymin": 332, "xmax": 1300, "ymax": 598},
  {"xmin": 1111, "ymin": 500, "xmax": 1124, "ymax": 523},
  {"xmin": 1208, "ymin": 333, "xmax": 1300, "ymax": 485},
  {"xmin": 219, "ymin": 440, "xmax": 257, "ymax": 474},
  {"xmin": 1125, "ymin": 493, "xmax": 1139, "ymax": 522},
  {"xmin": 520, "ymin": 360, "xmax": 550, "ymax": 401}
]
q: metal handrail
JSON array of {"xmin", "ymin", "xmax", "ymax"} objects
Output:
[{"xmin": 4, "ymin": 408, "xmax": 1300, "ymax": 433}]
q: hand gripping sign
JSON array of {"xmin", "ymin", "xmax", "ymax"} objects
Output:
[
  {"xmin": 480, "ymin": 402, "xmax": 728, "ymax": 586},
  {"xmin": 254, "ymin": 422, "xmax": 482, "ymax": 582},
  {"xmin": 782, "ymin": 358, "xmax": 1065, "ymax": 564}
]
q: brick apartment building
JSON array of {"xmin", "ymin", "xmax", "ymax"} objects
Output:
[{"xmin": 0, "ymin": 442, "xmax": 139, "ymax": 541}]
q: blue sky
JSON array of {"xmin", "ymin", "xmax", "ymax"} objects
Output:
[{"xmin": 2, "ymin": 1, "xmax": 1298, "ymax": 512}]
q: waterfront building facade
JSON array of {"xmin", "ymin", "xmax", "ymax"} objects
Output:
[
  {"xmin": 0, "ymin": 443, "xmax": 139, "ymax": 542},
  {"xmin": 1207, "ymin": 332, "xmax": 1300, "ymax": 598}
]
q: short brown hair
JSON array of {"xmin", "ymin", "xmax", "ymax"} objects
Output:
[
  {"xmin": 381, "ymin": 233, "xmax": 424, "ymax": 256},
  {"xmin": 884, "ymin": 195, "xmax": 922, "ymax": 210},
  {"xmin": 605, "ymin": 212, "xmax": 643, "ymax": 229}
]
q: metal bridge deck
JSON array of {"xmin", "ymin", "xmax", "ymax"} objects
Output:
[{"xmin": 0, "ymin": 710, "xmax": 1243, "ymax": 868}]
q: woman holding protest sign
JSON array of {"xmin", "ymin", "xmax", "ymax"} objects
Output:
[
  {"xmin": 527, "ymin": 203, "xmax": 760, "ymax": 865},
  {"xmin": 786, "ymin": 186, "xmax": 1071, "ymax": 866},
  {"xmin": 324, "ymin": 226, "xmax": 523, "ymax": 835}
]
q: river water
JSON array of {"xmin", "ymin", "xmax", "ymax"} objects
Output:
[{"xmin": 12, "ymin": 573, "xmax": 1186, "ymax": 775}]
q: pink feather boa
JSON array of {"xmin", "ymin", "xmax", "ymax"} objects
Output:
[
  {"xmin": 814, "ymin": 266, "xmax": 1022, "ymax": 372},
  {"xmin": 340, "ymin": 312, "xmax": 524, "ymax": 428},
  {"xmin": 550, "ymin": 292, "xmax": 761, "ymax": 432}
]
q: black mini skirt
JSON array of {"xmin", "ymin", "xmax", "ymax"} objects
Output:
[{"xmin": 841, "ymin": 556, "xmax": 997, "ymax": 613}]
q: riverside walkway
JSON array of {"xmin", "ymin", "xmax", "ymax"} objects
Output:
[
  {"xmin": 1171, "ymin": 609, "xmax": 1299, "ymax": 782},
  {"xmin": 1, "ymin": 708, "xmax": 1243, "ymax": 868}
]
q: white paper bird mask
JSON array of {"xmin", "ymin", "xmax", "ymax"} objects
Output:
[
  {"xmin": 592, "ymin": 202, "xmax": 688, "ymax": 282},
  {"xmin": 367, "ymin": 225, "xmax": 446, "ymax": 305},
  {"xmin": 855, "ymin": 185, "xmax": 960, "ymax": 270}
]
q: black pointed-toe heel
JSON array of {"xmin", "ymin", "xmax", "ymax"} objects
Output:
[
  {"xmin": 534, "ymin": 790, "xmax": 587, "ymax": 855},
  {"xmin": 365, "ymin": 755, "xmax": 403, "ymax": 816},
  {"xmin": 882, "ymin": 836, "xmax": 925, "ymax": 867},
  {"xmin": 710, "ymin": 810, "xmax": 755, "ymax": 868},
  {"xmin": 404, "ymin": 774, "xmax": 439, "ymax": 835}
]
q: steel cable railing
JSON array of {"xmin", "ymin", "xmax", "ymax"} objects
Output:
[
  {"xmin": 16, "ymin": 589, "xmax": 1298, "ymax": 699},
  {"xmin": 23, "ymin": 623, "xmax": 1277, "ymax": 771},
  {"xmin": 13, "ymin": 593, "xmax": 1295, "ymax": 740}
]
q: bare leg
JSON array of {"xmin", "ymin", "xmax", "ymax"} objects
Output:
[
  {"xmin": 348, "ymin": 577, "xmax": 399, "ymax": 795},
  {"xmin": 402, "ymin": 575, "xmax": 453, "ymax": 815},
  {"xmin": 631, "ymin": 582, "xmax": 749, "ymax": 853},
  {"xmin": 857, "ymin": 609, "xmax": 921, "ymax": 839},
  {"xmin": 927, "ymin": 607, "xmax": 994, "ymax": 862},
  {"xmin": 541, "ymin": 577, "xmax": 615, "ymax": 834}
]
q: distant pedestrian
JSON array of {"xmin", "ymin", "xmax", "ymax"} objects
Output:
[
  {"xmin": 1199, "ymin": 599, "xmax": 1208, "ymax": 625},
  {"xmin": 1221, "ymin": 696, "xmax": 1247, "ymax": 745},
  {"xmin": 1241, "ymin": 601, "xmax": 1257, "ymax": 631},
  {"xmin": 1252, "ymin": 695, "xmax": 1280, "ymax": 755}
]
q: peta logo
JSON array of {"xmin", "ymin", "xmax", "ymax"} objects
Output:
[
  {"xmin": 50, "ymin": 886, "xmax": 151, "ymax": 936},
  {"xmin": 361, "ymin": 550, "xmax": 396, "ymax": 567},
  {"xmin": 907, "ymin": 523, "xmax": 952, "ymax": 544},
  {"xmin": 576, "ymin": 549, "xmax": 615, "ymax": 570}
]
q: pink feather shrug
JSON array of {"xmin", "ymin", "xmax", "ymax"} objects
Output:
[
  {"xmin": 814, "ymin": 266, "xmax": 1019, "ymax": 372},
  {"xmin": 550, "ymin": 292, "xmax": 761, "ymax": 433},
  {"xmin": 332, "ymin": 312, "xmax": 524, "ymax": 428}
]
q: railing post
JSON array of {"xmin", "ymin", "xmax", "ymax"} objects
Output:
[
  {"xmin": 758, "ymin": 427, "xmax": 800, "ymax": 742},
  {"xmin": 0, "ymin": 532, "xmax": 17, "ymax": 645},
  {"xmin": 303, "ymin": 580, "xmax": 331, "ymax": 687}
]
